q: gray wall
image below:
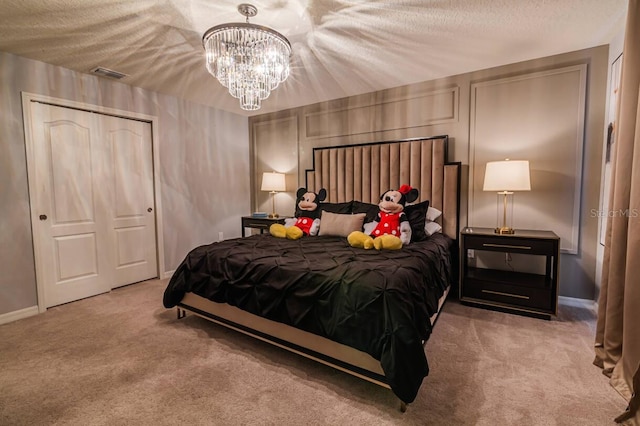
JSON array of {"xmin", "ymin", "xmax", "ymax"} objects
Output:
[
  {"xmin": 0, "ymin": 51, "xmax": 249, "ymax": 316},
  {"xmin": 249, "ymin": 45, "xmax": 609, "ymax": 300}
]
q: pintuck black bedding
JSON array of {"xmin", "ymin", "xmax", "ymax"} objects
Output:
[{"xmin": 163, "ymin": 232, "xmax": 453, "ymax": 403}]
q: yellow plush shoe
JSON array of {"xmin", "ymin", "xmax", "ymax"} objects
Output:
[
  {"xmin": 363, "ymin": 237, "xmax": 375, "ymax": 249},
  {"xmin": 373, "ymin": 234, "xmax": 403, "ymax": 250},
  {"xmin": 348, "ymin": 231, "xmax": 374, "ymax": 249},
  {"xmin": 286, "ymin": 226, "xmax": 304, "ymax": 240},
  {"xmin": 269, "ymin": 223, "xmax": 287, "ymax": 238}
]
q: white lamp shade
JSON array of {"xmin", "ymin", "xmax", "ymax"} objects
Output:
[
  {"xmin": 483, "ymin": 160, "xmax": 531, "ymax": 192},
  {"xmin": 261, "ymin": 172, "xmax": 286, "ymax": 192}
]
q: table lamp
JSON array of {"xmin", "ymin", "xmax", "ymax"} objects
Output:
[
  {"xmin": 261, "ymin": 172, "xmax": 286, "ymax": 218},
  {"xmin": 483, "ymin": 159, "xmax": 531, "ymax": 234}
]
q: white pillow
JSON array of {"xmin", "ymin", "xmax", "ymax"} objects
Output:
[
  {"xmin": 426, "ymin": 206, "xmax": 442, "ymax": 222},
  {"xmin": 424, "ymin": 221, "xmax": 442, "ymax": 236}
]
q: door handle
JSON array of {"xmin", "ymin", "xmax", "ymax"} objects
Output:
[
  {"xmin": 147, "ymin": 207, "xmax": 153, "ymax": 212},
  {"xmin": 39, "ymin": 214, "xmax": 47, "ymax": 220}
]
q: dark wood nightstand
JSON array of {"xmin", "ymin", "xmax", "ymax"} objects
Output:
[
  {"xmin": 241, "ymin": 216, "xmax": 288, "ymax": 237},
  {"xmin": 460, "ymin": 227, "xmax": 560, "ymax": 320}
]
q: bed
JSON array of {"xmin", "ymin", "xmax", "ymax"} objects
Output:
[{"xmin": 163, "ymin": 136, "xmax": 461, "ymax": 410}]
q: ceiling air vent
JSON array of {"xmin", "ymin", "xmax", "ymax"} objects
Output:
[{"xmin": 90, "ymin": 67, "xmax": 128, "ymax": 80}]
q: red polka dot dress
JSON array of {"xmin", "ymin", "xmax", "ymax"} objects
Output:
[{"xmin": 370, "ymin": 212, "xmax": 402, "ymax": 237}]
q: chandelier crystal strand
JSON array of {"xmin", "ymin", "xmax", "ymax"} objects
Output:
[{"xmin": 202, "ymin": 4, "xmax": 291, "ymax": 111}]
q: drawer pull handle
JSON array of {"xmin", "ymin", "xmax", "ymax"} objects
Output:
[
  {"xmin": 482, "ymin": 243, "xmax": 532, "ymax": 250},
  {"xmin": 482, "ymin": 289, "xmax": 530, "ymax": 300},
  {"xmin": 246, "ymin": 222, "xmax": 267, "ymax": 227}
]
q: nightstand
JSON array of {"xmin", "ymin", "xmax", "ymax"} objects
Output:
[
  {"xmin": 460, "ymin": 227, "xmax": 560, "ymax": 320},
  {"xmin": 241, "ymin": 216, "xmax": 288, "ymax": 237}
]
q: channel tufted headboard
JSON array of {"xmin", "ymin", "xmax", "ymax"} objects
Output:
[{"xmin": 305, "ymin": 136, "xmax": 460, "ymax": 240}]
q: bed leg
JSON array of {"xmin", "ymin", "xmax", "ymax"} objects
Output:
[
  {"xmin": 399, "ymin": 400, "xmax": 407, "ymax": 413},
  {"xmin": 177, "ymin": 307, "xmax": 186, "ymax": 319}
]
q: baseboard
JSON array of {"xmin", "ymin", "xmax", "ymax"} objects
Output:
[
  {"xmin": 0, "ymin": 305, "xmax": 39, "ymax": 325},
  {"xmin": 163, "ymin": 270, "xmax": 175, "ymax": 279},
  {"xmin": 559, "ymin": 296, "xmax": 597, "ymax": 314}
]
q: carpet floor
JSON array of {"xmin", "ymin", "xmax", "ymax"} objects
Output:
[{"xmin": 0, "ymin": 279, "xmax": 626, "ymax": 425}]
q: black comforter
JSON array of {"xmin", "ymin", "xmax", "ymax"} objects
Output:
[{"xmin": 163, "ymin": 233, "xmax": 453, "ymax": 403}]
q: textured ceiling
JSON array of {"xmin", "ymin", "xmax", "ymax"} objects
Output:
[{"xmin": 0, "ymin": 0, "xmax": 628, "ymax": 116}]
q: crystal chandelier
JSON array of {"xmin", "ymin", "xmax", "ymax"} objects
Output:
[{"xmin": 202, "ymin": 3, "xmax": 291, "ymax": 111}]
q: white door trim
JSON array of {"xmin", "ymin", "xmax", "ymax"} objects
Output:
[{"xmin": 21, "ymin": 92, "xmax": 166, "ymax": 313}]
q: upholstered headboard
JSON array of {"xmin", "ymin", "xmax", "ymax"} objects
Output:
[{"xmin": 305, "ymin": 136, "xmax": 460, "ymax": 240}]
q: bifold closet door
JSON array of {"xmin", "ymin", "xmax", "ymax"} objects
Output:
[
  {"xmin": 28, "ymin": 102, "xmax": 157, "ymax": 308},
  {"xmin": 101, "ymin": 114, "xmax": 157, "ymax": 288},
  {"xmin": 29, "ymin": 102, "xmax": 112, "ymax": 306}
]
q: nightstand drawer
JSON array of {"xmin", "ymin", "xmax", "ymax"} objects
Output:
[
  {"xmin": 464, "ymin": 235, "xmax": 554, "ymax": 255},
  {"xmin": 463, "ymin": 278, "xmax": 552, "ymax": 311},
  {"xmin": 243, "ymin": 220, "xmax": 272, "ymax": 230}
]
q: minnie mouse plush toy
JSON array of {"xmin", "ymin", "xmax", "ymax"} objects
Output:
[
  {"xmin": 348, "ymin": 184, "xmax": 418, "ymax": 250},
  {"xmin": 270, "ymin": 187, "xmax": 326, "ymax": 240}
]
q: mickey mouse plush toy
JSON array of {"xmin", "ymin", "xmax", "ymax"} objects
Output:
[
  {"xmin": 348, "ymin": 184, "xmax": 419, "ymax": 250},
  {"xmin": 270, "ymin": 187, "xmax": 327, "ymax": 240}
]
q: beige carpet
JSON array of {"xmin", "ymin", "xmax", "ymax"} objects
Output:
[{"xmin": 0, "ymin": 279, "xmax": 626, "ymax": 425}]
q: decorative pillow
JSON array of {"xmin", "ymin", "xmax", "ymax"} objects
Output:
[
  {"xmin": 318, "ymin": 212, "xmax": 366, "ymax": 237},
  {"xmin": 351, "ymin": 201, "xmax": 380, "ymax": 223},
  {"xmin": 425, "ymin": 221, "xmax": 442, "ymax": 236},
  {"xmin": 319, "ymin": 201, "xmax": 353, "ymax": 215},
  {"xmin": 427, "ymin": 206, "xmax": 442, "ymax": 222},
  {"xmin": 404, "ymin": 200, "xmax": 430, "ymax": 242}
]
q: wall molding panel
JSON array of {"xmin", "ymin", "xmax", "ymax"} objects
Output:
[
  {"xmin": 251, "ymin": 115, "xmax": 299, "ymax": 217},
  {"xmin": 468, "ymin": 64, "xmax": 587, "ymax": 254},
  {"xmin": 303, "ymin": 87, "xmax": 459, "ymax": 140}
]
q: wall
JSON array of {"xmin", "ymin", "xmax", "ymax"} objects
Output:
[
  {"xmin": 0, "ymin": 51, "xmax": 249, "ymax": 317},
  {"xmin": 249, "ymin": 46, "xmax": 609, "ymax": 300}
]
